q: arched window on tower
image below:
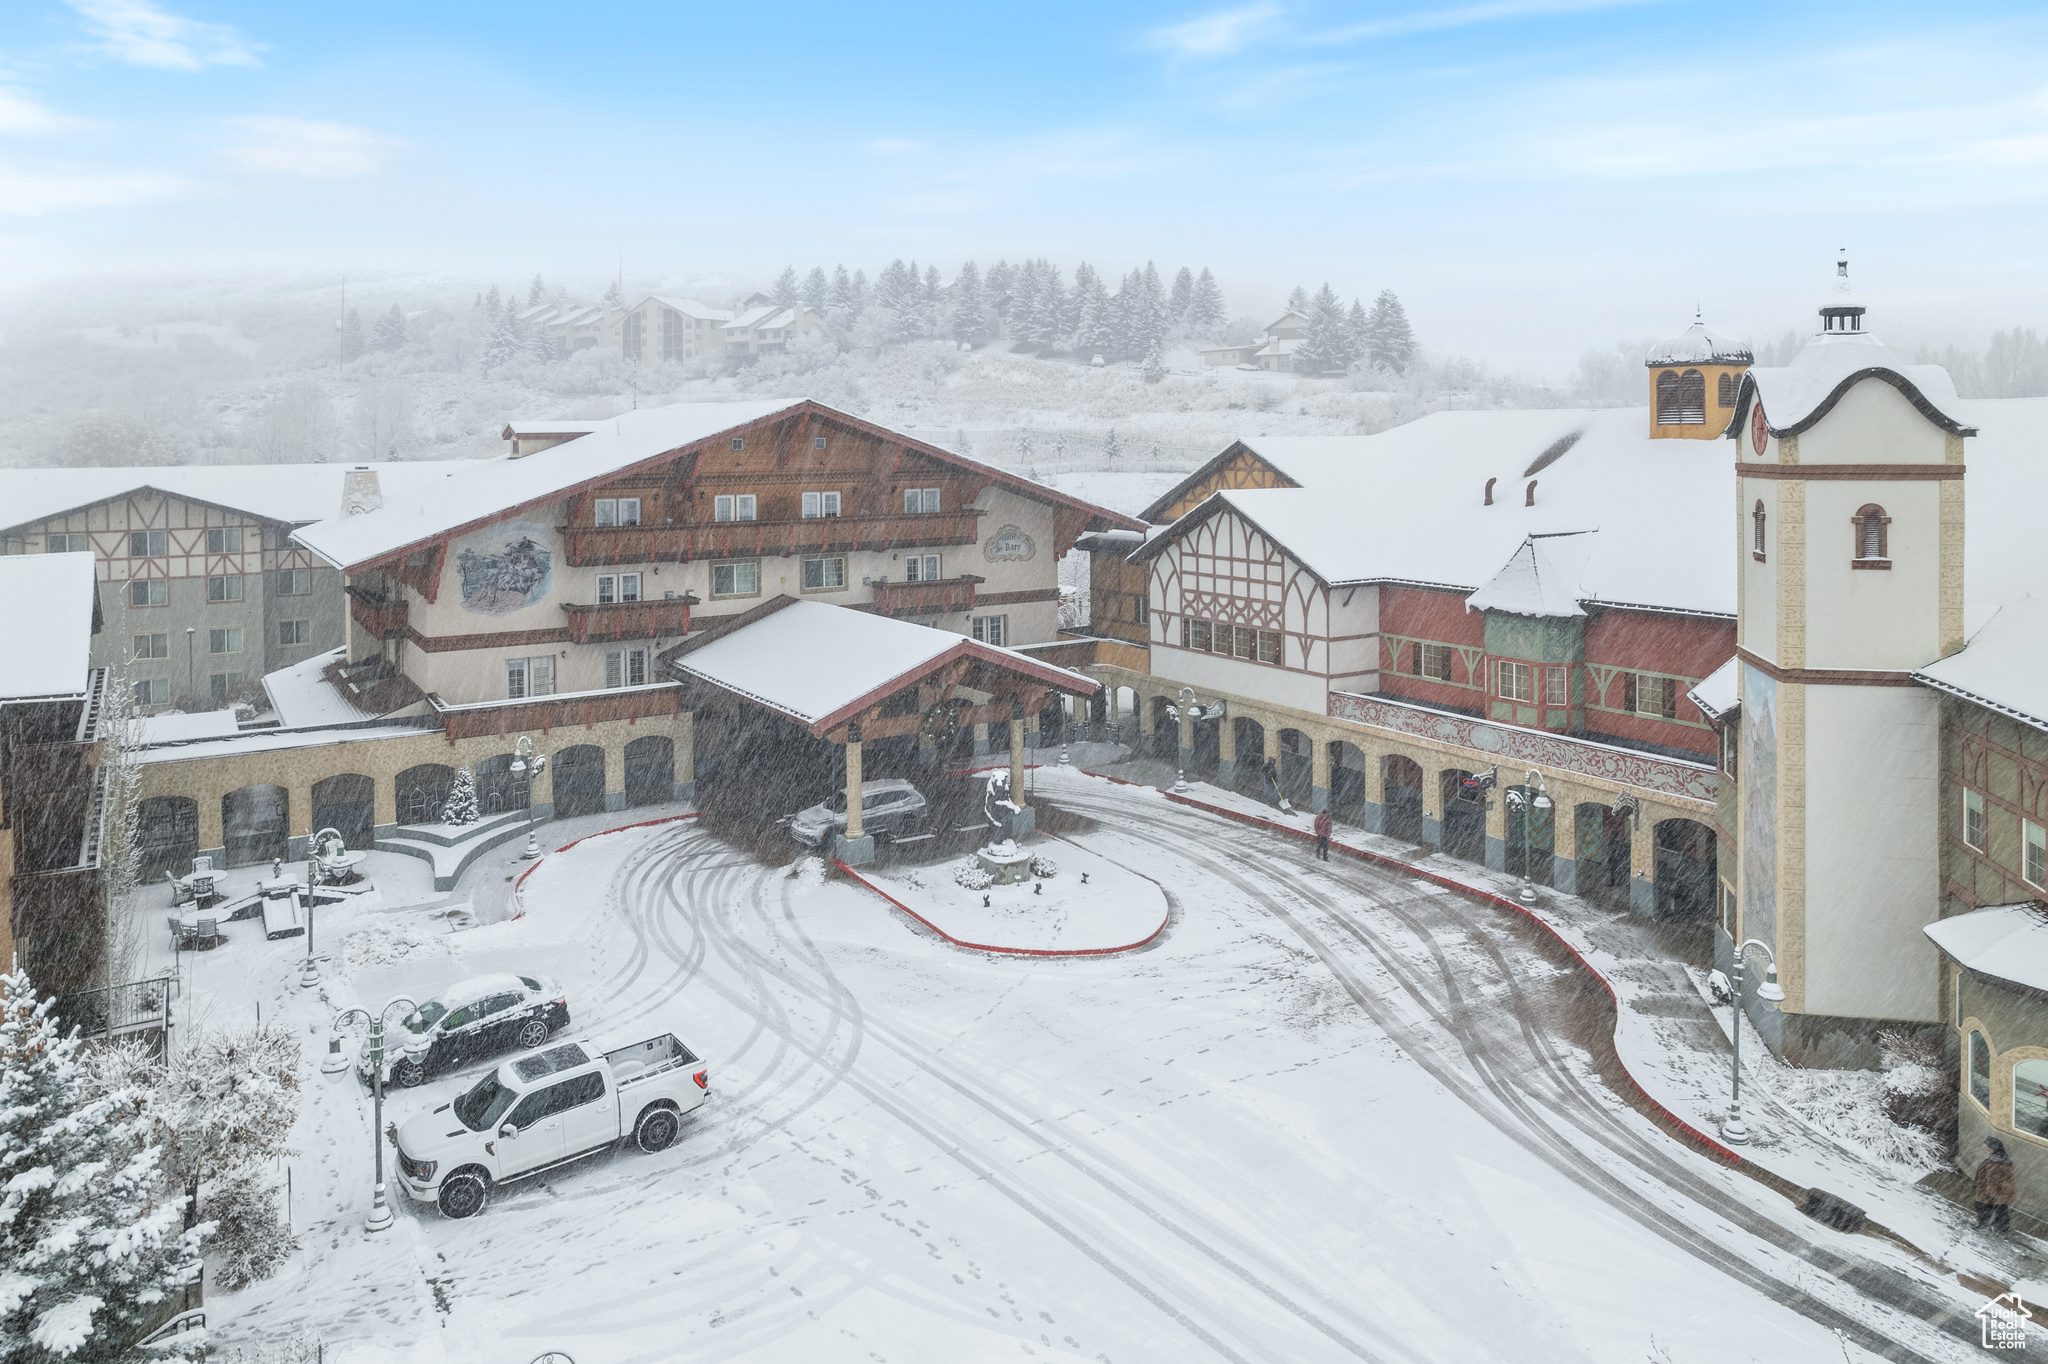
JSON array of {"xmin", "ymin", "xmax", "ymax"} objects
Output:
[
  {"xmin": 1753, "ymin": 500, "xmax": 1766, "ymax": 561},
  {"xmin": 1853, "ymin": 504, "xmax": 1891, "ymax": 567},
  {"xmin": 1656, "ymin": 369, "xmax": 1707, "ymax": 425},
  {"xmin": 1717, "ymin": 372, "xmax": 1736, "ymax": 407}
]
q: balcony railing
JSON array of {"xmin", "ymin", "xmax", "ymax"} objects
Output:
[
  {"xmin": 865, "ymin": 574, "xmax": 981, "ymax": 619},
  {"xmin": 429, "ymin": 683, "xmax": 683, "ymax": 741},
  {"xmin": 348, "ymin": 593, "xmax": 410, "ymax": 640},
  {"xmin": 562, "ymin": 597, "xmax": 693, "ymax": 644},
  {"xmin": 560, "ymin": 510, "xmax": 983, "ymax": 566}
]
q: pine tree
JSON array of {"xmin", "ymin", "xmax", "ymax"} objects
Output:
[
  {"xmin": 1072, "ymin": 265, "xmax": 1113, "ymax": 361},
  {"xmin": 826, "ymin": 264, "xmax": 855, "ymax": 319},
  {"xmin": 1189, "ymin": 268, "xmax": 1225, "ymax": 333},
  {"xmin": 484, "ymin": 284, "xmax": 502, "ymax": 317},
  {"xmin": 442, "ymin": 767, "xmax": 479, "ymax": 825},
  {"xmin": 0, "ymin": 968, "xmax": 202, "ymax": 1362},
  {"xmin": 602, "ymin": 279, "xmax": 624, "ymax": 310},
  {"xmin": 772, "ymin": 266, "xmax": 800, "ymax": 308},
  {"xmin": 1103, "ymin": 428, "xmax": 1122, "ymax": 460},
  {"xmin": 1296, "ymin": 282, "xmax": 1352, "ymax": 374},
  {"xmin": 373, "ymin": 303, "xmax": 407, "ymax": 351},
  {"xmin": 1142, "ymin": 340, "xmax": 1167, "ymax": 383},
  {"xmin": 339, "ymin": 309, "xmax": 365, "ymax": 361},
  {"xmin": 1285, "ymin": 285, "xmax": 1309, "ymax": 316},
  {"xmin": 850, "ymin": 268, "xmax": 871, "ymax": 318},
  {"xmin": 985, "ymin": 260, "xmax": 1015, "ymax": 323},
  {"xmin": 1347, "ymin": 298, "xmax": 1370, "ymax": 358},
  {"xmin": 1365, "ymin": 289, "xmax": 1417, "ymax": 374},
  {"xmin": 802, "ymin": 266, "xmax": 829, "ymax": 312},
  {"xmin": 1170, "ymin": 267, "xmax": 1195, "ymax": 324},
  {"xmin": 479, "ymin": 310, "xmax": 520, "ymax": 374},
  {"xmin": 526, "ymin": 316, "xmax": 557, "ymax": 364},
  {"xmin": 528, "ymin": 273, "xmax": 546, "ymax": 307},
  {"xmin": 951, "ymin": 261, "xmax": 988, "ymax": 346}
]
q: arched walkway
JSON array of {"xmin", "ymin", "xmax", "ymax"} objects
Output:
[
  {"xmin": 552, "ymin": 745, "xmax": 608, "ymax": 820},
  {"xmin": 311, "ymin": 774, "xmax": 375, "ymax": 850},
  {"xmin": 476, "ymin": 753, "xmax": 529, "ymax": 816},
  {"xmin": 1504, "ymin": 784, "xmax": 1556, "ymax": 885},
  {"xmin": 1232, "ymin": 717, "xmax": 1266, "ymax": 796},
  {"xmin": 1037, "ymin": 697, "xmax": 1064, "ymax": 747},
  {"xmin": 1277, "ymin": 729, "xmax": 1313, "ymax": 806},
  {"xmin": 1655, "ymin": 818, "xmax": 1717, "ymax": 920},
  {"xmin": 221, "ymin": 784, "xmax": 288, "ymax": 867},
  {"xmin": 1150, "ymin": 695, "xmax": 1179, "ymax": 762},
  {"xmin": 1573, "ymin": 803, "xmax": 1633, "ymax": 911},
  {"xmin": 136, "ymin": 795, "xmax": 197, "ymax": 880},
  {"xmin": 1383, "ymin": 755, "xmax": 1424, "ymax": 842},
  {"xmin": 624, "ymin": 735, "xmax": 675, "ymax": 807},
  {"xmin": 1440, "ymin": 768, "xmax": 1486, "ymax": 864},
  {"xmin": 395, "ymin": 763, "xmax": 455, "ymax": 826},
  {"xmin": 1329, "ymin": 741, "xmax": 1369, "ymax": 826}
]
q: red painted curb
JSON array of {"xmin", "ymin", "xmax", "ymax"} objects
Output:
[
  {"xmin": 1155, "ymin": 787, "xmax": 1744, "ymax": 1166},
  {"xmin": 830, "ymin": 859, "xmax": 1169, "ymax": 959},
  {"xmin": 511, "ymin": 813, "xmax": 703, "ymax": 913}
]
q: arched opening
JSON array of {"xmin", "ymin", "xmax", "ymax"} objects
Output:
[
  {"xmin": 1149, "ymin": 695, "xmax": 1178, "ymax": 761},
  {"xmin": 1654, "ymin": 818, "xmax": 1717, "ymax": 920},
  {"xmin": 1573, "ymin": 803, "xmax": 1633, "ymax": 912},
  {"xmin": 1277, "ymin": 729, "xmax": 1314, "ymax": 805},
  {"xmin": 552, "ymin": 745, "xmax": 608, "ymax": 820},
  {"xmin": 311, "ymin": 774, "xmax": 375, "ymax": 850},
  {"xmin": 1657, "ymin": 368, "xmax": 1706, "ymax": 425},
  {"xmin": 136, "ymin": 796, "xmax": 197, "ymax": 880},
  {"xmin": 221, "ymin": 785, "xmax": 288, "ymax": 867},
  {"xmin": 1439, "ymin": 768, "xmax": 1486, "ymax": 863},
  {"xmin": 1383, "ymin": 755, "xmax": 1424, "ymax": 842},
  {"xmin": 1504, "ymin": 784, "xmax": 1556, "ymax": 885},
  {"xmin": 395, "ymin": 764, "xmax": 455, "ymax": 826},
  {"xmin": 624, "ymin": 735, "xmax": 675, "ymax": 807},
  {"xmin": 1037, "ymin": 697, "xmax": 1065, "ymax": 747},
  {"xmin": 1328, "ymin": 742, "xmax": 1369, "ymax": 825},
  {"xmin": 1717, "ymin": 372, "xmax": 1735, "ymax": 406},
  {"xmin": 1854, "ymin": 503, "xmax": 1891, "ymax": 563},
  {"xmin": 1232, "ymin": 716, "xmax": 1266, "ymax": 797},
  {"xmin": 475, "ymin": 753, "xmax": 529, "ymax": 816},
  {"xmin": 1116, "ymin": 686, "xmax": 1138, "ymax": 741}
]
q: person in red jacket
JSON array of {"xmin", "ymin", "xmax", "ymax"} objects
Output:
[{"xmin": 1313, "ymin": 810, "xmax": 1333, "ymax": 861}]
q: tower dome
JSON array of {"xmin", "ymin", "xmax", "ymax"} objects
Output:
[
  {"xmin": 1645, "ymin": 310, "xmax": 1752, "ymax": 439},
  {"xmin": 1646, "ymin": 311, "xmax": 1754, "ymax": 368}
]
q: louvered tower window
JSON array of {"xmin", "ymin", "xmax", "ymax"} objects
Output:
[{"xmin": 1655, "ymin": 369, "xmax": 1707, "ymax": 425}]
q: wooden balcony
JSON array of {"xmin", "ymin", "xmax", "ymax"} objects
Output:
[
  {"xmin": 560, "ymin": 510, "xmax": 983, "ymax": 566},
  {"xmin": 562, "ymin": 597, "xmax": 693, "ymax": 644},
  {"xmin": 348, "ymin": 593, "xmax": 410, "ymax": 640},
  {"xmin": 431, "ymin": 684, "xmax": 683, "ymax": 742},
  {"xmin": 864, "ymin": 574, "xmax": 981, "ymax": 619}
]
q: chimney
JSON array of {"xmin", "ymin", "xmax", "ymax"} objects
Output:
[
  {"xmin": 1524, "ymin": 479, "xmax": 1537, "ymax": 507},
  {"xmin": 343, "ymin": 466, "xmax": 383, "ymax": 517}
]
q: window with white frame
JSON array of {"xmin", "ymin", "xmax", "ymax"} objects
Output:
[
  {"xmin": 596, "ymin": 573, "xmax": 641, "ymax": 605},
  {"xmin": 972, "ymin": 615, "xmax": 1007, "ymax": 646},
  {"xmin": 802, "ymin": 556, "xmax": 846, "ymax": 590},
  {"xmin": 278, "ymin": 619, "xmax": 311, "ymax": 646},
  {"xmin": 205, "ymin": 527, "xmax": 243, "ymax": 553},
  {"xmin": 592, "ymin": 497, "xmax": 642, "ymax": 527},
  {"xmin": 505, "ymin": 655, "xmax": 556, "ymax": 699},
  {"xmin": 1963, "ymin": 787, "xmax": 1986, "ymax": 851},
  {"xmin": 1497, "ymin": 660, "xmax": 1535, "ymax": 704},
  {"xmin": 606, "ymin": 648, "xmax": 649, "ymax": 688},
  {"xmin": 1134, "ymin": 594, "xmax": 1149, "ymax": 625},
  {"xmin": 801, "ymin": 491, "xmax": 841, "ymax": 518},
  {"xmin": 132, "ymin": 633, "xmax": 167, "ymax": 659},
  {"xmin": 1546, "ymin": 667, "xmax": 1569, "ymax": 706},
  {"xmin": 209, "ymin": 672, "xmax": 244, "ymax": 704},
  {"xmin": 713, "ymin": 494, "xmax": 756, "ymax": 522},
  {"xmin": 730, "ymin": 436, "xmax": 745, "ymax": 451},
  {"xmin": 132, "ymin": 677, "xmax": 168, "ymax": 707},
  {"xmin": 128, "ymin": 579, "xmax": 167, "ymax": 607},
  {"xmin": 207, "ymin": 574, "xmax": 242, "ymax": 602},
  {"xmin": 1624, "ymin": 672, "xmax": 1677, "ymax": 719},
  {"xmin": 208, "ymin": 627, "xmax": 243, "ymax": 655},
  {"xmin": 46, "ymin": 533, "xmax": 87, "ymax": 553},
  {"xmin": 903, "ymin": 553, "xmax": 941, "ymax": 582},
  {"xmin": 711, "ymin": 560, "xmax": 760, "ymax": 597},
  {"xmin": 1411, "ymin": 643, "xmax": 1453, "ymax": 681},
  {"xmin": 2026, "ymin": 819, "xmax": 2046, "ymax": 889},
  {"xmin": 129, "ymin": 530, "xmax": 167, "ymax": 558},
  {"xmin": 278, "ymin": 567, "xmax": 312, "ymax": 595},
  {"xmin": 904, "ymin": 487, "xmax": 940, "ymax": 514}
]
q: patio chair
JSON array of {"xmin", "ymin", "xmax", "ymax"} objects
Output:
[
  {"xmin": 167, "ymin": 914, "xmax": 197, "ymax": 951},
  {"xmin": 190, "ymin": 874, "xmax": 219, "ymax": 907},
  {"xmin": 167, "ymin": 871, "xmax": 196, "ymax": 908},
  {"xmin": 193, "ymin": 917, "xmax": 223, "ymax": 951},
  {"xmin": 191, "ymin": 855, "xmax": 214, "ymax": 874}
]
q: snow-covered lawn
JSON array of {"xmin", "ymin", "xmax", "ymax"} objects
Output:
[{"xmin": 202, "ymin": 779, "xmax": 1998, "ymax": 1363}]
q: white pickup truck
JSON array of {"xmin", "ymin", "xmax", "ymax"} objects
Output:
[{"xmin": 391, "ymin": 1033, "xmax": 709, "ymax": 1219}]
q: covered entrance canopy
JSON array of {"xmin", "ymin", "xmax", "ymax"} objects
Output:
[{"xmin": 665, "ymin": 597, "xmax": 1099, "ymax": 861}]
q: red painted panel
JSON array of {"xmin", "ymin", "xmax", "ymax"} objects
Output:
[
  {"xmin": 1381, "ymin": 586, "xmax": 1485, "ymax": 647},
  {"xmin": 1584, "ymin": 607, "xmax": 1734, "ymax": 683}
]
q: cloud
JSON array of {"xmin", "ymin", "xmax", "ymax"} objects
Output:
[
  {"xmin": 1144, "ymin": 3, "xmax": 1283, "ymax": 58},
  {"xmin": 65, "ymin": 0, "xmax": 259, "ymax": 71},
  {"xmin": 222, "ymin": 117, "xmax": 396, "ymax": 178},
  {"xmin": 0, "ymin": 164, "xmax": 183, "ymax": 214},
  {"xmin": 1309, "ymin": 0, "xmax": 1655, "ymax": 45},
  {"xmin": 0, "ymin": 92, "xmax": 86, "ymax": 135}
]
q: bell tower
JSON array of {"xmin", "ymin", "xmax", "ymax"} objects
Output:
[
  {"xmin": 1731, "ymin": 255, "xmax": 1972, "ymax": 1065},
  {"xmin": 1647, "ymin": 311, "xmax": 1752, "ymax": 439}
]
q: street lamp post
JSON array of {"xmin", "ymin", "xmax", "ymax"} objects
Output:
[
  {"xmin": 1720, "ymin": 938, "xmax": 1786, "ymax": 1145},
  {"xmin": 511, "ymin": 736, "xmax": 549, "ymax": 859},
  {"xmin": 1509, "ymin": 769, "xmax": 1552, "ymax": 904},
  {"xmin": 322, "ymin": 996, "xmax": 424, "ymax": 1234},
  {"xmin": 299, "ymin": 826, "xmax": 346, "ymax": 989}
]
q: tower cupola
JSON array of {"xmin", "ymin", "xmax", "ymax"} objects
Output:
[
  {"xmin": 1645, "ymin": 310, "xmax": 1753, "ymax": 439},
  {"xmin": 1818, "ymin": 250, "xmax": 1866, "ymax": 336}
]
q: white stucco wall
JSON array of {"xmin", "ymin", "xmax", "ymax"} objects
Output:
[
  {"xmin": 1325, "ymin": 584, "xmax": 1381, "ymax": 693},
  {"xmin": 1150, "ymin": 643, "xmax": 1330, "ymax": 715},
  {"xmin": 1795, "ymin": 380, "xmax": 1950, "ymax": 466},
  {"xmin": 1803, "ymin": 479, "xmax": 1942, "ymax": 671}
]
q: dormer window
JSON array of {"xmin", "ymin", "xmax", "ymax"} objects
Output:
[
  {"xmin": 1753, "ymin": 500, "xmax": 1766, "ymax": 561},
  {"xmin": 1852, "ymin": 504, "xmax": 1891, "ymax": 568}
]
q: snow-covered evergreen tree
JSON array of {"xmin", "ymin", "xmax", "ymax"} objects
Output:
[
  {"xmin": 203, "ymin": 1171, "xmax": 297, "ymax": 1291},
  {"xmin": 479, "ymin": 310, "xmax": 520, "ymax": 374},
  {"xmin": 1295, "ymin": 283, "xmax": 1352, "ymax": 374},
  {"xmin": 528, "ymin": 273, "xmax": 546, "ymax": 307},
  {"xmin": 1169, "ymin": 267, "xmax": 1194, "ymax": 325},
  {"xmin": 950, "ymin": 261, "xmax": 988, "ymax": 346},
  {"xmin": 850, "ymin": 268, "xmax": 871, "ymax": 316},
  {"xmin": 1040, "ymin": 261, "xmax": 1071, "ymax": 348},
  {"xmin": 1364, "ymin": 289, "xmax": 1416, "ymax": 374},
  {"xmin": 1188, "ymin": 268, "xmax": 1225, "ymax": 333},
  {"xmin": 525, "ymin": 317, "xmax": 557, "ymax": 364},
  {"xmin": 1142, "ymin": 341, "xmax": 1167, "ymax": 383},
  {"xmin": 0, "ymin": 968, "xmax": 203, "ymax": 1362},
  {"xmin": 984, "ymin": 260, "xmax": 1015, "ymax": 325},
  {"xmin": 772, "ymin": 266, "xmax": 800, "ymax": 308},
  {"xmin": 601, "ymin": 278, "xmax": 624, "ymax": 310},
  {"xmin": 826, "ymin": 264, "xmax": 855, "ymax": 319},
  {"xmin": 1347, "ymin": 298, "xmax": 1370, "ymax": 360},
  {"xmin": 373, "ymin": 304, "xmax": 407, "ymax": 351},
  {"xmin": 1139, "ymin": 262, "xmax": 1167, "ymax": 352},
  {"xmin": 1285, "ymin": 285, "xmax": 1309, "ymax": 316},
  {"xmin": 801, "ymin": 266, "xmax": 829, "ymax": 312},
  {"xmin": 1009, "ymin": 260, "xmax": 1044, "ymax": 349},
  {"xmin": 1103, "ymin": 428, "xmax": 1122, "ymax": 460},
  {"xmin": 1072, "ymin": 264, "xmax": 1112, "ymax": 359},
  {"xmin": 484, "ymin": 284, "xmax": 502, "ymax": 318},
  {"xmin": 339, "ymin": 309, "xmax": 365, "ymax": 362},
  {"xmin": 442, "ymin": 766, "xmax": 479, "ymax": 825}
]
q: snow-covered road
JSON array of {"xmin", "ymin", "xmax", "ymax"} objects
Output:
[{"xmin": 230, "ymin": 773, "xmax": 1992, "ymax": 1363}]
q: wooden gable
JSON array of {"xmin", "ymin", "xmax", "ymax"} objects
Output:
[{"xmin": 1143, "ymin": 443, "xmax": 1297, "ymax": 523}]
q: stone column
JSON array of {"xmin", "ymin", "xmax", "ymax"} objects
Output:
[
  {"xmin": 1549, "ymin": 788, "xmax": 1579, "ymax": 895},
  {"xmin": 675, "ymin": 709, "xmax": 696, "ymax": 802},
  {"xmin": 1484, "ymin": 779, "xmax": 1509, "ymax": 873},
  {"xmin": 834, "ymin": 723, "xmax": 875, "ymax": 866},
  {"xmin": 1630, "ymin": 808, "xmax": 1657, "ymax": 916},
  {"xmin": 1417, "ymin": 754, "xmax": 1442, "ymax": 850},
  {"xmin": 1217, "ymin": 714, "xmax": 1237, "ymax": 787},
  {"xmin": 1008, "ymin": 698, "xmax": 1035, "ymax": 838},
  {"xmin": 1310, "ymin": 736, "xmax": 1331, "ymax": 814}
]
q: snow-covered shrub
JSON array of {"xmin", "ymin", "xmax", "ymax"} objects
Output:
[
  {"xmin": 953, "ymin": 861, "xmax": 994, "ymax": 891},
  {"xmin": 441, "ymin": 766, "xmax": 478, "ymax": 825},
  {"xmin": 1029, "ymin": 855, "xmax": 1059, "ymax": 878},
  {"xmin": 1, "ymin": 967, "xmax": 206, "ymax": 1361},
  {"xmin": 205, "ymin": 1171, "xmax": 299, "ymax": 1290},
  {"xmin": 1880, "ymin": 1027, "xmax": 1957, "ymax": 1154}
]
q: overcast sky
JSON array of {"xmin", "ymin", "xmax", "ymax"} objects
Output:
[{"xmin": 3, "ymin": 0, "xmax": 2046, "ymax": 370}]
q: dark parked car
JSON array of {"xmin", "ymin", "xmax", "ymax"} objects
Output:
[{"xmin": 358, "ymin": 972, "xmax": 570, "ymax": 1087}]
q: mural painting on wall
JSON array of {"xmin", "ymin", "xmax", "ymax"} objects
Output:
[
  {"xmin": 1739, "ymin": 664, "xmax": 1778, "ymax": 949},
  {"xmin": 455, "ymin": 521, "xmax": 553, "ymax": 615}
]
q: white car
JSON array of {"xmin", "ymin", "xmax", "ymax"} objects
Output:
[
  {"xmin": 358, "ymin": 972, "xmax": 570, "ymax": 1088},
  {"xmin": 789, "ymin": 778, "xmax": 928, "ymax": 847},
  {"xmin": 392, "ymin": 1032, "xmax": 709, "ymax": 1219}
]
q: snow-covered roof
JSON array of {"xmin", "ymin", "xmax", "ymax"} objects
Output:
[
  {"xmin": 136, "ymin": 709, "xmax": 242, "ymax": 744},
  {"xmin": 1742, "ymin": 330, "xmax": 1973, "ymax": 438},
  {"xmin": 0, "ymin": 461, "xmax": 491, "ymax": 537},
  {"xmin": 724, "ymin": 306, "xmax": 780, "ymax": 331},
  {"xmin": 648, "ymin": 296, "xmax": 731, "ymax": 322},
  {"xmin": 261, "ymin": 648, "xmax": 363, "ymax": 728},
  {"xmin": 1688, "ymin": 657, "xmax": 1740, "ymax": 723},
  {"xmin": 499, "ymin": 419, "xmax": 605, "ymax": 440},
  {"xmin": 1645, "ymin": 318, "xmax": 1752, "ymax": 367},
  {"xmin": 295, "ymin": 401, "xmax": 796, "ymax": 571},
  {"xmin": 1255, "ymin": 338, "xmax": 1301, "ymax": 357},
  {"xmin": 1926, "ymin": 903, "xmax": 2048, "ymax": 994},
  {"xmin": 1914, "ymin": 595, "xmax": 2048, "ymax": 733},
  {"xmin": 0, "ymin": 552, "xmax": 98, "ymax": 701},
  {"xmin": 668, "ymin": 599, "xmax": 1096, "ymax": 736},
  {"xmin": 1464, "ymin": 533, "xmax": 1596, "ymax": 619},
  {"xmin": 134, "ymin": 722, "xmax": 431, "ymax": 765}
]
